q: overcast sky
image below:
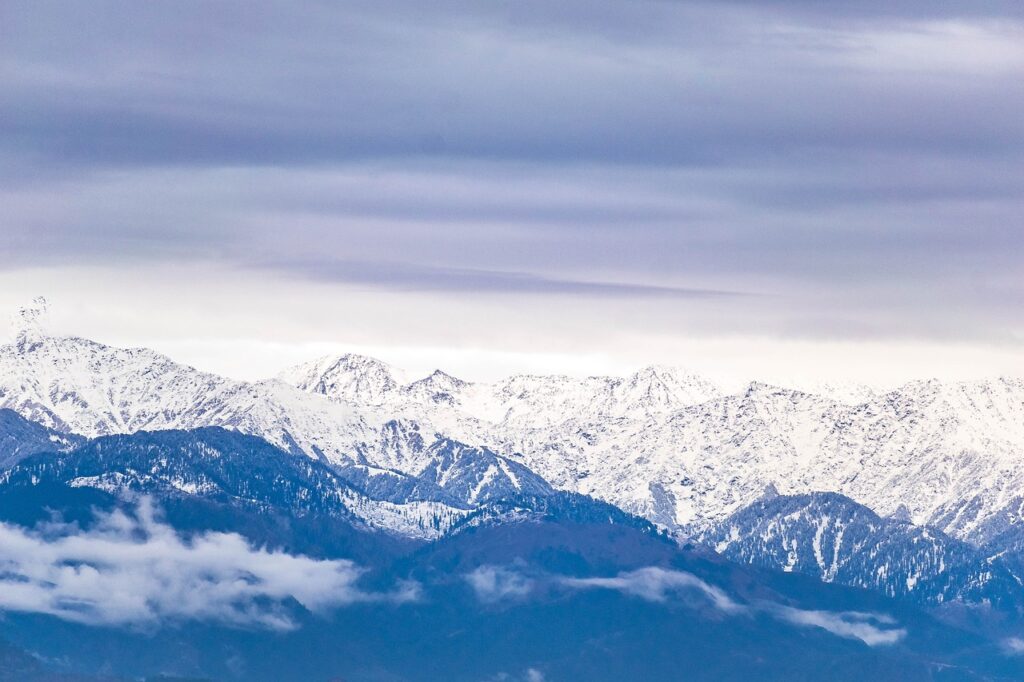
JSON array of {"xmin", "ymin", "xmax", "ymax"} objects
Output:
[{"xmin": 1, "ymin": 1, "xmax": 1021, "ymax": 386}]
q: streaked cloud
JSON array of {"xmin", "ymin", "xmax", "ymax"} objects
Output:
[
  {"xmin": 561, "ymin": 566, "xmax": 906, "ymax": 646},
  {"xmin": 562, "ymin": 566, "xmax": 743, "ymax": 613},
  {"xmin": 766, "ymin": 605, "xmax": 906, "ymax": 647},
  {"xmin": 0, "ymin": 0, "xmax": 1020, "ymax": 380}
]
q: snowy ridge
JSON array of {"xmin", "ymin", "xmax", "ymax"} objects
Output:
[
  {"xmin": 0, "ymin": 427, "xmax": 470, "ymax": 540},
  {"xmin": 280, "ymin": 357, "xmax": 1024, "ymax": 544},
  {"xmin": 0, "ymin": 332, "xmax": 395, "ymax": 464},
  {"xmin": 699, "ymin": 491, "xmax": 1022, "ymax": 606},
  {"xmin": 1, "ymin": 309, "xmax": 1023, "ymax": 547}
]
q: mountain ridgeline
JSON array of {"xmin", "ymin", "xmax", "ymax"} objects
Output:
[{"xmin": 3, "ymin": 330, "xmax": 1024, "ymax": 547}]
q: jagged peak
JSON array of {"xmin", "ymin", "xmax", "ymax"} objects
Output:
[
  {"xmin": 277, "ymin": 352, "xmax": 403, "ymax": 403},
  {"xmin": 280, "ymin": 352, "xmax": 397, "ymax": 378},
  {"xmin": 339, "ymin": 351, "xmax": 389, "ymax": 366},
  {"xmin": 409, "ymin": 368, "xmax": 468, "ymax": 390},
  {"xmin": 316, "ymin": 352, "xmax": 396, "ymax": 376},
  {"xmin": 10, "ymin": 296, "xmax": 50, "ymax": 348},
  {"xmin": 742, "ymin": 380, "xmax": 779, "ymax": 397},
  {"xmin": 630, "ymin": 364, "xmax": 703, "ymax": 380},
  {"xmin": 742, "ymin": 380, "xmax": 809, "ymax": 398},
  {"xmin": 2, "ymin": 312, "xmax": 191, "ymax": 374},
  {"xmin": 611, "ymin": 365, "xmax": 721, "ymax": 407}
]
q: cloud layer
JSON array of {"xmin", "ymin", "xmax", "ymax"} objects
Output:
[
  {"xmin": 1, "ymin": 1, "xmax": 1021, "ymax": 381},
  {"xmin": 0, "ymin": 501, "xmax": 416, "ymax": 630}
]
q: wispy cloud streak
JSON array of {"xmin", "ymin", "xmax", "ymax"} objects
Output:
[{"xmin": 560, "ymin": 567, "xmax": 906, "ymax": 646}]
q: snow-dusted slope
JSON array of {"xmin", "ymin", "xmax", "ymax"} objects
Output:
[
  {"xmin": 699, "ymin": 490, "xmax": 1022, "ymax": 606},
  {"xmin": 282, "ymin": 354, "xmax": 1024, "ymax": 544},
  {"xmin": 0, "ymin": 426, "xmax": 469, "ymax": 540},
  {"xmin": 501, "ymin": 379, "xmax": 1024, "ymax": 541},
  {"xmin": 0, "ymin": 331, "xmax": 379, "ymax": 460}
]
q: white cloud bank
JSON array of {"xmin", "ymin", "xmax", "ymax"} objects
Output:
[
  {"xmin": 0, "ymin": 501, "xmax": 417, "ymax": 630},
  {"xmin": 766, "ymin": 605, "xmax": 905, "ymax": 647},
  {"xmin": 559, "ymin": 567, "xmax": 906, "ymax": 646}
]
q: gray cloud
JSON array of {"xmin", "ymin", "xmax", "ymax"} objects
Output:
[
  {"xmin": 0, "ymin": 1, "xmax": 1021, "ymax": 349},
  {"xmin": 0, "ymin": 500, "xmax": 418, "ymax": 630},
  {"xmin": 264, "ymin": 258, "xmax": 746, "ymax": 299},
  {"xmin": 5, "ymin": 2, "xmax": 1023, "ymax": 169}
]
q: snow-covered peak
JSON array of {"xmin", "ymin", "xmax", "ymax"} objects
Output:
[
  {"xmin": 403, "ymin": 369, "xmax": 471, "ymax": 405},
  {"xmin": 409, "ymin": 369, "xmax": 468, "ymax": 392},
  {"xmin": 700, "ymin": 491, "xmax": 1021, "ymax": 607},
  {"xmin": 791, "ymin": 380, "xmax": 879, "ymax": 405},
  {"xmin": 0, "ymin": 332, "xmax": 373, "ymax": 467},
  {"xmin": 277, "ymin": 353, "xmax": 402, "ymax": 406},
  {"xmin": 277, "ymin": 352, "xmax": 724, "ymax": 429},
  {"xmin": 0, "ymin": 331, "xmax": 216, "ymax": 435},
  {"xmin": 608, "ymin": 365, "xmax": 722, "ymax": 416}
]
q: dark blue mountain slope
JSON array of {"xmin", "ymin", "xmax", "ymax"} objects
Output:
[
  {"xmin": 0, "ymin": 427, "xmax": 420, "ymax": 562},
  {"xmin": 1, "ymin": 508, "xmax": 1023, "ymax": 681},
  {"xmin": 1, "ymin": 429, "xmax": 1023, "ymax": 680},
  {"xmin": 0, "ymin": 408, "xmax": 82, "ymax": 469}
]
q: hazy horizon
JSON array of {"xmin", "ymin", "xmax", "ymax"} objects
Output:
[{"xmin": 3, "ymin": 295, "xmax": 1018, "ymax": 392}]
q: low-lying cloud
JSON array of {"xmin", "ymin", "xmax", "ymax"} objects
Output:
[
  {"xmin": 466, "ymin": 565, "xmax": 535, "ymax": 603},
  {"xmin": 0, "ymin": 500, "xmax": 417, "ymax": 630},
  {"xmin": 767, "ymin": 605, "xmax": 905, "ymax": 647},
  {"xmin": 557, "ymin": 566, "xmax": 906, "ymax": 646},
  {"xmin": 562, "ymin": 566, "xmax": 743, "ymax": 613}
]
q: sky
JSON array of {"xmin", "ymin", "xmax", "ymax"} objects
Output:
[{"xmin": 1, "ymin": 0, "xmax": 1022, "ymax": 387}]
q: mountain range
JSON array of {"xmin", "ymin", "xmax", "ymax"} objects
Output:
[
  {"xmin": 2, "ymin": 304, "xmax": 1024, "ymax": 679},
  {"xmin": 4, "ymin": 311, "xmax": 1023, "ymax": 546}
]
